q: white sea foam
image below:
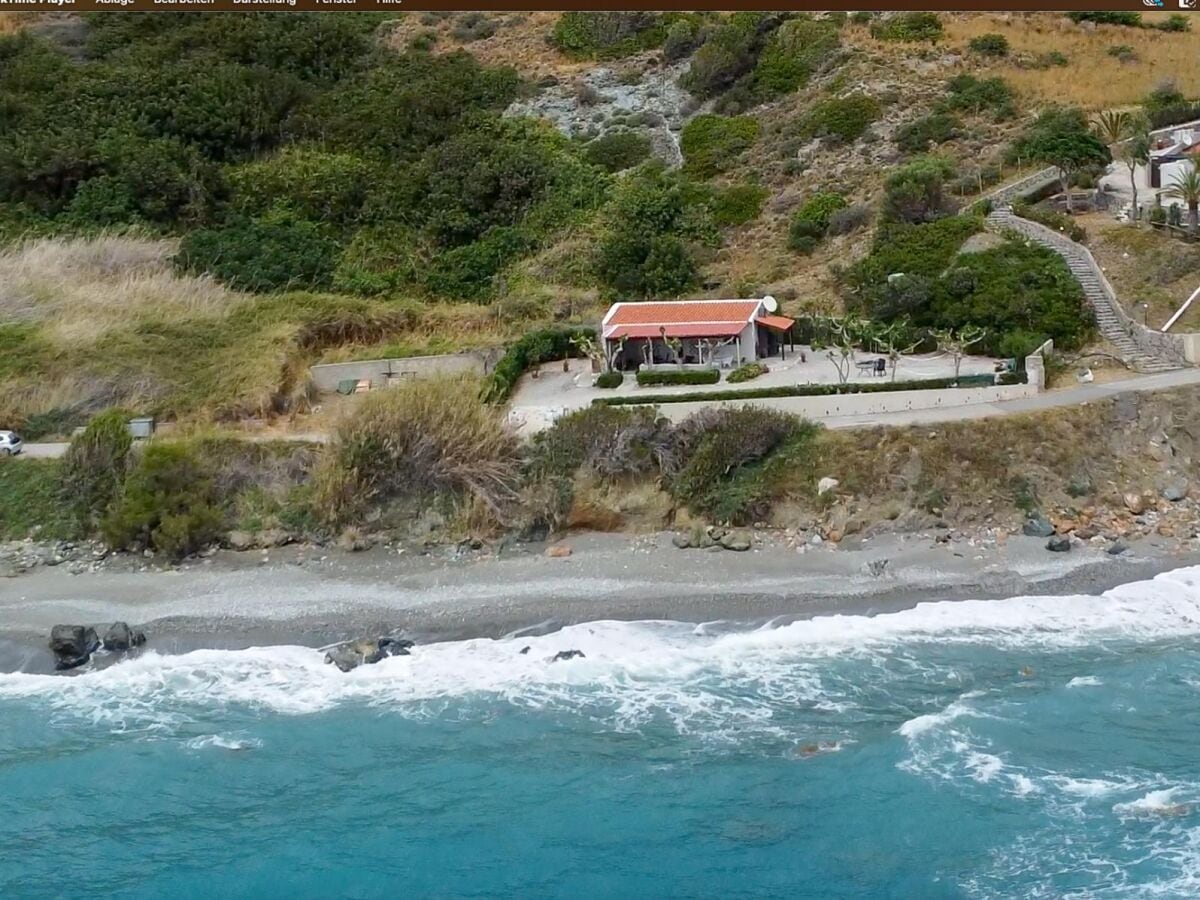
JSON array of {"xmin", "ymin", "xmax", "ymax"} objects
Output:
[
  {"xmin": 1067, "ymin": 676, "xmax": 1103, "ymax": 688},
  {"xmin": 1114, "ymin": 788, "xmax": 1195, "ymax": 819},
  {"xmin": 1, "ymin": 567, "xmax": 1198, "ymax": 736},
  {"xmin": 185, "ymin": 734, "xmax": 262, "ymax": 751}
]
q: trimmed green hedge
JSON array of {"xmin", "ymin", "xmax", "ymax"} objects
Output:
[
  {"xmin": 636, "ymin": 368, "xmax": 721, "ymax": 387},
  {"xmin": 595, "ymin": 370, "xmax": 624, "ymax": 389},
  {"xmin": 598, "ymin": 372, "xmax": 1023, "ymax": 406},
  {"xmin": 483, "ymin": 326, "xmax": 596, "ymax": 403},
  {"xmin": 726, "ymin": 362, "xmax": 769, "ymax": 383}
]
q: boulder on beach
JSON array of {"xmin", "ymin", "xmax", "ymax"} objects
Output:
[
  {"xmin": 324, "ymin": 637, "xmax": 414, "ymax": 673},
  {"xmin": 1022, "ymin": 515, "xmax": 1055, "ymax": 538},
  {"xmin": 550, "ymin": 650, "xmax": 585, "ymax": 662},
  {"xmin": 719, "ymin": 531, "xmax": 752, "ymax": 552},
  {"xmin": 102, "ymin": 621, "xmax": 147, "ymax": 652},
  {"xmin": 48, "ymin": 625, "xmax": 100, "ymax": 671},
  {"xmin": 1046, "ymin": 535, "xmax": 1072, "ymax": 553}
]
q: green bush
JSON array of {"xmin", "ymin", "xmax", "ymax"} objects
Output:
[
  {"xmin": 61, "ymin": 409, "xmax": 133, "ymax": 532},
  {"xmin": 636, "ymin": 368, "xmax": 721, "ymax": 387},
  {"xmin": 870, "ymin": 12, "xmax": 944, "ymax": 42},
  {"xmin": 176, "ymin": 215, "xmax": 340, "ymax": 292},
  {"xmin": 1011, "ymin": 199, "xmax": 1087, "ymax": 242},
  {"xmin": 799, "ymin": 94, "xmax": 880, "ymax": 144},
  {"xmin": 665, "ymin": 407, "xmax": 815, "ymax": 523},
  {"xmin": 551, "ymin": 12, "xmax": 667, "ymax": 59},
  {"xmin": 941, "ymin": 74, "xmax": 1015, "ymax": 120},
  {"xmin": 595, "ymin": 166, "xmax": 714, "ymax": 298},
  {"xmin": 102, "ymin": 442, "xmax": 224, "ymax": 559},
  {"xmin": 595, "ymin": 370, "xmax": 624, "ymax": 389},
  {"xmin": 452, "ymin": 13, "xmax": 497, "ymax": 43},
  {"xmin": 1067, "ymin": 12, "xmax": 1141, "ymax": 27},
  {"xmin": 680, "ymin": 114, "xmax": 760, "ymax": 178},
  {"xmin": 895, "ymin": 112, "xmax": 962, "ymax": 154},
  {"xmin": 793, "ymin": 192, "xmax": 848, "ymax": 233},
  {"xmin": 484, "ymin": 327, "xmax": 597, "ymax": 403},
  {"xmin": 752, "ymin": 17, "xmax": 841, "ymax": 97},
  {"xmin": 968, "ymin": 33, "xmax": 1009, "ymax": 57},
  {"xmin": 226, "ymin": 148, "xmax": 374, "ymax": 227},
  {"xmin": 1154, "ymin": 14, "xmax": 1190, "ymax": 33},
  {"xmin": 527, "ymin": 405, "xmax": 666, "ymax": 479},
  {"xmin": 680, "ymin": 12, "xmax": 776, "ymax": 99},
  {"xmin": 584, "ymin": 132, "xmax": 653, "ymax": 173},
  {"xmin": 712, "ymin": 183, "xmax": 769, "ymax": 227},
  {"xmin": 881, "ymin": 155, "xmax": 958, "ymax": 224},
  {"xmin": 1107, "ymin": 44, "xmax": 1137, "ymax": 62},
  {"xmin": 726, "ymin": 362, "xmax": 768, "ymax": 383}
]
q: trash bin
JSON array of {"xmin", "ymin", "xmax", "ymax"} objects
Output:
[{"xmin": 128, "ymin": 416, "xmax": 156, "ymax": 439}]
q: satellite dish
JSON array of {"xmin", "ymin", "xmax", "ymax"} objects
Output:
[{"xmin": 762, "ymin": 295, "xmax": 778, "ymax": 313}]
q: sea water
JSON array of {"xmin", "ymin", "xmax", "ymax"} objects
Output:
[{"xmin": 3, "ymin": 568, "xmax": 1200, "ymax": 898}]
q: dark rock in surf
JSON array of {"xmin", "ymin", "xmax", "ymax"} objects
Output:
[
  {"xmin": 324, "ymin": 637, "xmax": 414, "ymax": 673},
  {"xmin": 519, "ymin": 646, "xmax": 531, "ymax": 655},
  {"xmin": 102, "ymin": 621, "xmax": 146, "ymax": 652},
  {"xmin": 551, "ymin": 650, "xmax": 585, "ymax": 662},
  {"xmin": 49, "ymin": 624, "xmax": 100, "ymax": 671}
]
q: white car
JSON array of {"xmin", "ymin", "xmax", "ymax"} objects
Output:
[{"xmin": 0, "ymin": 431, "xmax": 23, "ymax": 456}]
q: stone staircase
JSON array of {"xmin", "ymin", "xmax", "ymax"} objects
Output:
[{"xmin": 986, "ymin": 206, "xmax": 1185, "ymax": 373}]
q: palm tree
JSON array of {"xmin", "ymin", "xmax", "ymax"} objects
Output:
[
  {"xmin": 1168, "ymin": 160, "xmax": 1200, "ymax": 237},
  {"xmin": 1093, "ymin": 110, "xmax": 1150, "ymax": 223}
]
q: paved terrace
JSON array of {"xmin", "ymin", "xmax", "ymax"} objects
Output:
[{"xmin": 507, "ymin": 349, "xmax": 1001, "ymax": 435}]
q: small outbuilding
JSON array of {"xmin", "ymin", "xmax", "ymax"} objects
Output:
[{"xmin": 601, "ymin": 298, "xmax": 794, "ymax": 371}]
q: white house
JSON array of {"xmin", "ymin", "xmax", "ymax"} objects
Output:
[{"xmin": 601, "ymin": 298, "xmax": 795, "ymax": 371}]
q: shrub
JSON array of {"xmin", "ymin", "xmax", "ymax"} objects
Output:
[
  {"xmin": 102, "ymin": 443, "xmax": 224, "ymax": 559},
  {"xmin": 452, "ymin": 13, "xmax": 497, "ymax": 43},
  {"xmin": 941, "ymin": 74, "xmax": 1015, "ymax": 120},
  {"xmin": 895, "ymin": 112, "xmax": 962, "ymax": 154},
  {"xmin": 799, "ymin": 94, "xmax": 880, "ymax": 144},
  {"xmin": 316, "ymin": 375, "xmax": 520, "ymax": 526},
  {"xmin": 1011, "ymin": 199, "xmax": 1087, "ymax": 242},
  {"xmin": 584, "ymin": 132, "xmax": 652, "ymax": 173},
  {"xmin": 881, "ymin": 156, "xmax": 958, "ymax": 224},
  {"xmin": 680, "ymin": 11, "xmax": 776, "ymax": 99},
  {"xmin": 663, "ymin": 16, "xmax": 705, "ymax": 61},
  {"xmin": 850, "ymin": 12, "xmax": 873, "ymax": 25},
  {"xmin": 665, "ymin": 407, "xmax": 814, "ymax": 523},
  {"xmin": 527, "ymin": 405, "xmax": 667, "ymax": 479},
  {"xmin": 636, "ymin": 368, "xmax": 721, "ymax": 387},
  {"xmin": 595, "ymin": 371, "xmax": 624, "ymax": 389},
  {"xmin": 793, "ymin": 192, "xmax": 848, "ymax": 233},
  {"xmin": 726, "ymin": 362, "xmax": 768, "ymax": 383},
  {"xmin": 680, "ymin": 114, "xmax": 760, "ymax": 178},
  {"xmin": 484, "ymin": 327, "xmax": 597, "ymax": 403},
  {"xmin": 61, "ymin": 409, "xmax": 133, "ymax": 532},
  {"xmin": 752, "ymin": 17, "xmax": 841, "ymax": 97},
  {"xmin": 551, "ymin": 12, "xmax": 666, "ymax": 59},
  {"xmin": 1107, "ymin": 44, "xmax": 1137, "ymax": 63},
  {"xmin": 827, "ymin": 203, "xmax": 872, "ymax": 235},
  {"xmin": 1066, "ymin": 12, "xmax": 1141, "ymax": 27},
  {"xmin": 712, "ymin": 183, "xmax": 769, "ymax": 227},
  {"xmin": 176, "ymin": 215, "xmax": 340, "ymax": 292},
  {"xmin": 968, "ymin": 33, "xmax": 1009, "ymax": 57},
  {"xmin": 1155, "ymin": 14, "xmax": 1190, "ymax": 33},
  {"xmin": 870, "ymin": 12, "xmax": 944, "ymax": 42}
]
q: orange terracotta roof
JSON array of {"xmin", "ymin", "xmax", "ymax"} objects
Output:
[
  {"xmin": 757, "ymin": 315, "xmax": 795, "ymax": 332},
  {"xmin": 605, "ymin": 300, "xmax": 761, "ymax": 328},
  {"xmin": 606, "ymin": 323, "xmax": 746, "ymax": 340}
]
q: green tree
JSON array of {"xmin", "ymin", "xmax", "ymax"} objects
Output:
[
  {"xmin": 1012, "ymin": 107, "xmax": 1110, "ymax": 212},
  {"xmin": 1168, "ymin": 159, "xmax": 1200, "ymax": 236},
  {"xmin": 881, "ymin": 156, "xmax": 957, "ymax": 224},
  {"xmin": 60, "ymin": 410, "xmax": 132, "ymax": 532},
  {"xmin": 1092, "ymin": 110, "xmax": 1150, "ymax": 223}
]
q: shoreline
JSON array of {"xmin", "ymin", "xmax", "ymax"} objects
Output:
[{"xmin": 3, "ymin": 529, "xmax": 1197, "ymax": 674}]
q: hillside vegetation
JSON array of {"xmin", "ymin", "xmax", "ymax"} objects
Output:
[{"xmin": 1, "ymin": 11, "xmax": 1198, "ymax": 433}]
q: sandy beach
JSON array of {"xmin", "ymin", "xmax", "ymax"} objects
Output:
[{"xmin": 3, "ymin": 529, "xmax": 1197, "ymax": 673}]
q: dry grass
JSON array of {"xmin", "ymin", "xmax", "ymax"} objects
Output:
[
  {"xmin": 942, "ymin": 13, "xmax": 1200, "ymax": 109},
  {"xmin": 1084, "ymin": 215, "xmax": 1200, "ymax": 332},
  {"xmin": 0, "ymin": 235, "xmax": 241, "ymax": 345},
  {"xmin": 0, "ymin": 13, "xmax": 23, "ymax": 35},
  {"xmin": 315, "ymin": 374, "xmax": 522, "ymax": 525}
]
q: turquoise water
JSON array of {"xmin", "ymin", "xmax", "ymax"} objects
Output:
[{"xmin": 4, "ymin": 568, "xmax": 1200, "ymax": 898}]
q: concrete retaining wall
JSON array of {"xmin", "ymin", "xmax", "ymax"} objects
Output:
[
  {"xmin": 645, "ymin": 382, "xmax": 1040, "ymax": 424},
  {"xmin": 309, "ymin": 351, "xmax": 496, "ymax": 392}
]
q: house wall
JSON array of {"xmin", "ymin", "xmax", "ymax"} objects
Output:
[{"xmin": 309, "ymin": 351, "xmax": 494, "ymax": 392}]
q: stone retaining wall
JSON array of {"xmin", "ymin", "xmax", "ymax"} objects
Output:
[{"xmin": 309, "ymin": 350, "xmax": 498, "ymax": 392}]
